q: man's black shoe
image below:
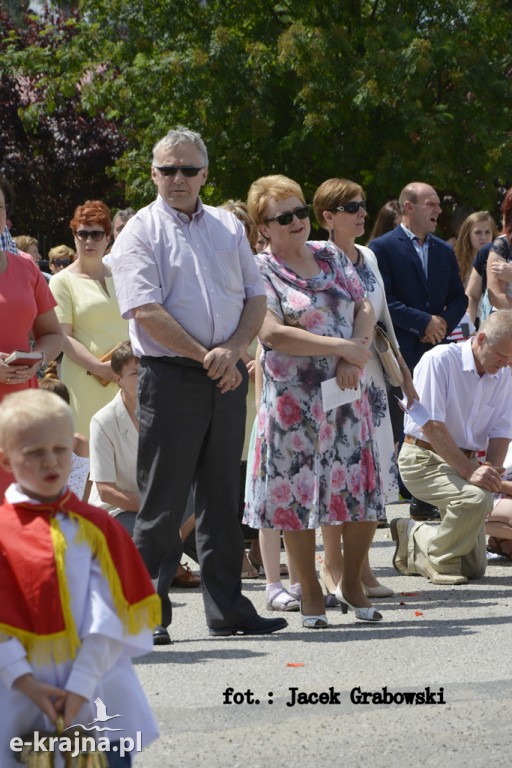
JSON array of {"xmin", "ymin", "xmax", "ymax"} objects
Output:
[
  {"xmin": 153, "ymin": 625, "xmax": 172, "ymax": 645},
  {"xmin": 208, "ymin": 615, "xmax": 288, "ymax": 637},
  {"xmin": 409, "ymin": 498, "xmax": 441, "ymax": 521}
]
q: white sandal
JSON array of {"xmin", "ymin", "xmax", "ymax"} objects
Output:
[
  {"xmin": 300, "ymin": 599, "xmax": 328, "ymax": 629},
  {"xmin": 302, "ymin": 614, "xmax": 328, "ymax": 629},
  {"xmin": 266, "ymin": 589, "xmax": 299, "ymax": 612},
  {"xmin": 335, "ymin": 587, "xmax": 382, "ymax": 622}
]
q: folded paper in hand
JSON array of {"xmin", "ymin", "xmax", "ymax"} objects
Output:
[
  {"xmin": 321, "ymin": 378, "xmax": 361, "ymax": 412},
  {"xmin": 397, "ymin": 396, "xmax": 431, "ymax": 427}
]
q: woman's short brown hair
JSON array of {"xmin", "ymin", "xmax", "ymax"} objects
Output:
[
  {"xmin": 313, "ymin": 178, "xmax": 365, "ymax": 230},
  {"xmin": 247, "ymin": 175, "xmax": 305, "ymax": 226},
  {"xmin": 70, "ymin": 200, "xmax": 112, "ymax": 238}
]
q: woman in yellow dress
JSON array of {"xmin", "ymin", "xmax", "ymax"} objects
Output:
[{"xmin": 49, "ymin": 201, "xmax": 127, "ymax": 436}]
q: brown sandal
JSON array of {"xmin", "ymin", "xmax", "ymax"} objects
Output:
[{"xmin": 241, "ymin": 556, "xmax": 260, "ymax": 579}]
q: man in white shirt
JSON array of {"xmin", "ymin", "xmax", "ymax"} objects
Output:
[
  {"xmin": 110, "ymin": 127, "xmax": 287, "ymax": 643},
  {"xmin": 391, "ymin": 310, "xmax": 512, "ymax": 585}
]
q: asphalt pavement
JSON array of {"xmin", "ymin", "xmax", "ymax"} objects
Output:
[{"xmin": 132, "ymin": 503, "xmax": 512, "ymax": 768}]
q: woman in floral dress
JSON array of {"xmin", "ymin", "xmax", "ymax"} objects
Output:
[
  {"xmin": 312, "ymin": 178, "xmax": 417, "ymax": 601},
  {"xmin": 245, "ymin": 175, "xmax": 384, "ymax": 627}
]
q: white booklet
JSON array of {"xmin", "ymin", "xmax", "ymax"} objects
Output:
[
  {"xmin": 396, "ymin": 396, "xmax": 431, "ymax": 427},
  {"xmin": 321, "ymin": 377, "xmax": 361, "ymax": 412}
]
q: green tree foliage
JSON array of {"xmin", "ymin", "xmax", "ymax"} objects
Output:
[
  {"xmin": 0, "ymin": 0, "xmax": 30, "ymax": 26},
  {"xmin": 0, "ymin": 6, "xmax": 126, "ymax": 247},
  {"xmin": 2, "ymin": 0, "xmax": 511, "ymax": 239}
]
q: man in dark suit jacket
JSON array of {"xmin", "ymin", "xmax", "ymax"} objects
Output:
[
  {"xmin": 370, "ymin": 182, "xmax": 467, "ymax": 371},
  {"xmin": 370, "ymin": 182, "xmax": 468, "ymax": 519}
]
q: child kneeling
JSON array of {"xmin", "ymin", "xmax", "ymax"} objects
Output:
[{"xmin": 0, "ymin": 390, "xmax": 161, "ymax": 767}]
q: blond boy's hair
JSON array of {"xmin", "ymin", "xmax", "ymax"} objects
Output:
[{"xmin": 0, "ymin": 390, "xmax": 73, "ymax": 449}]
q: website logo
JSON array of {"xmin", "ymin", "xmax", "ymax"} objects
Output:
[
  {"xmin": 10, "ymin": 698, "xmax": 142, "ymax": 760},
  {"xmin": 64, "ymin": 697, "xmax": 124, "ymax": 733}
]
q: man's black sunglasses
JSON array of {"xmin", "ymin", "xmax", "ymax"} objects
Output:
[
  {"xmin": 265, "ymin": 205, "xmax": 311, "ymax": 226},
  {"xmin": 154, "ymin": 165, "xmax": 205, "ymax": 177}
]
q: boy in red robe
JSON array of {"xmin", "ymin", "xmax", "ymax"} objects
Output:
[{"xmin": 0, "ymin": 389, "xmax": 161, "ymax": 767}]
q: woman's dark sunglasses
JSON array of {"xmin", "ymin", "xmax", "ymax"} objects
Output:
[
  {"xmin": 265, "ymin": 205, "xmax": 311, "ymax": 226},
  {"xmin": 155, "ymin": 165, "xmax": 204, "ymax": 177},
  {"xmin": 333, "ymin": 200, "xmax": 367, "ymax": 214},
  {"xmin": 75, "ymin": 230, "xmax": 106, "ymax": 242},
  {"xmin": 54, "ymin": 258, "xmax": 72, "ymax": 268}
]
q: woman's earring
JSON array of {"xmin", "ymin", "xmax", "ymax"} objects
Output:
[{"xmin": 330, "ymin": 228, "xmax": 336, "ymax": 243}]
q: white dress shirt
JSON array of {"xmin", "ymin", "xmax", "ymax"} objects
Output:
[
  {"xmin": 89, "ymin": 390, "xmax": 138, "ymax": 516},
  {"xmin": 404, "ymin": 339, "xmax": 512, "ymax": 451},
  {"xmin": 110, "ymin": 195, "xmax": 265, "ymax": 358}
]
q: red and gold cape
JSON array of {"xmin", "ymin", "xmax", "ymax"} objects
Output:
[{"xmin": 0, "ymin": 489, "xmax": 161, "ymax": 665}]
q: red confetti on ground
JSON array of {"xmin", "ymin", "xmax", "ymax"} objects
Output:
[
  {"xmin": 286, "ymin": 663, "xmax": 305, "ymax": 667},
  {"xmin": 414, "ymin": 611, "xmax": 424, "ymax": 616},
  {"xmin": 400, "ymin": 592, "xmax": 418, "ymax": 596},
  {"xmin": 399, "ymin": 602, "xmax": 406, "ymax": 606}
]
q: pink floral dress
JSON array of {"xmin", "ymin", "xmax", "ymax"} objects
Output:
[{"xmin": 244, "ymin": 241, "xmax": 384, "ymax": 530}]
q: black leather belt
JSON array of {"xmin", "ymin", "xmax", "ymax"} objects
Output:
[{"xmin": 141, "ymin": 355, "xmax": 204, "ymax": 369}]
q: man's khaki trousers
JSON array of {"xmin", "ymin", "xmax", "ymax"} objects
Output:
[{"xmin": 398, "ymin": 443, "xmax": 491, "ymax": 578}]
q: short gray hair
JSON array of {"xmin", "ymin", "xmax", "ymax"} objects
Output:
[
  {"xmin": 479, "ymin": 309, "xmax": 512, "ymax": 345},
  {"xmin": 152, "ymin": 127, "xmax": 208, "ymax": 167},
  {"xmin": 113, "ymin": 207, "xmax": 135, "ymax": 226}
]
